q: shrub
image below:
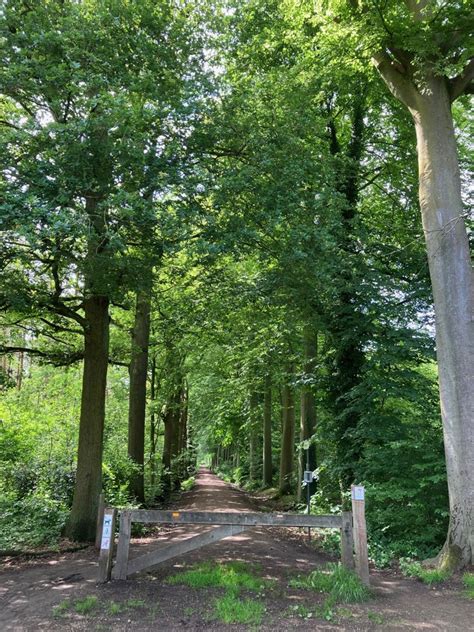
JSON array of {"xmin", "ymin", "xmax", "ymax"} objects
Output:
[{"xmin": 0, "ymin": 492, "xmax": 68, "ymax": 550}]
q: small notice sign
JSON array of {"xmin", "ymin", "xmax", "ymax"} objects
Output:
[
  {"xmin": 303, "ymin": 471, "xmax": 313, "ymax": 483},
  {"xmin": 100, "ymin": 513, "xmax": 113, "ymax": 550},
  {"xmin": 352, "ymin": 486, "xmax": 365, "ymax": 501}
]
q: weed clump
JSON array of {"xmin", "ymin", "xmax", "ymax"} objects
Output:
[
  {"xmin": 74, "ymin": 595, "xmax": 98, "ymax": 615},
  {"xmin": 289, "ymin": 563, "xmax": 371, "ymax": 603}
]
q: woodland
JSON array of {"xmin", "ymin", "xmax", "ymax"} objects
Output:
[{"xmin": 0, "ymin": 0, "xmax": 472, "ymax": 575}]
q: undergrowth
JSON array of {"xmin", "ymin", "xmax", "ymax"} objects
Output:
[
  {"xmin": 181, "ymin": 476, "xmax": 195, "ymax": 492},
  {"xmin": 399, "ymin": 559, "xmax": 449, "ymax": 585}
]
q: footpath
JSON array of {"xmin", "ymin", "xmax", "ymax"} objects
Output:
[{"xmin": 0, "ymin": 467, "xmax": 472, "ymax": 630}]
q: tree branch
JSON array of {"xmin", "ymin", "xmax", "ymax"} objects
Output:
[
  {"xmin": 0, "ymin": 345, "xmax": 83, "ymax": 366},
  {"xmin": 448, "ymin": 58, "xmax": 474, "ymax": 102},
  {"xmin": 372, "ymin": 51, "xmax": 419, "ymax": 110}
]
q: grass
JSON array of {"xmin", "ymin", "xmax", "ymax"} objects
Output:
[
  {"xmin": 368, "ymin": 611, "xmax": 385, "ymax": 624},
  {"xmin": 462, "ymin": 573, "xmax": 474, "ymax": 599},
  {"xmin": 52, "ymin": 599, "xmax": 71, "ymax": 618},
  {"xmin": 289, "ymin": 563, "xmax": 371, "ymax": 603},
  {"xmin": 168, "ymin": 561, "xmax": 268, "ymax": 626},
  {"xmin": 289, "ymin": 563, "xmax": 371, "ymax": 622},
  {"xmin": 125, "ymin": 598, "xmax": 146, "ymax": 608},
  {"xmin": 107, "ymin": 601, "xmax": 123, "ymax": 615},
  {"xmin": 74, "ymin": 595, "xmax": 99, "ymax": 615},
  {"xmin": 166, "ymin": 561, "xmax": 271, "ymax": 593},
  {"xmin": 399, "ymin": 559, "xmax": 449, "ymax": 585},
  {"xmin": 52, "ymin": 595, "xmax": 147, "ymax": 621},
  {"xmin": 213, "ymin": 592, "xmax": 265, "ymax": 625}
]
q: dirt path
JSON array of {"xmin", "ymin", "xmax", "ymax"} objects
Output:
[{"xmin": 1, "ymin": 468, "xmax": 472, "ymax": 631}]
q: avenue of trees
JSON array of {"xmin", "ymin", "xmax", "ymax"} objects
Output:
[{"xmin": 0, "ymin": 1, "xmax": 472, "ymax": 570}]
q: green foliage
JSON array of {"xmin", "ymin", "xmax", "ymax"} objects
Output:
[
  {"xmin": 212, "ymin": 593, "xmax": 265, "ymax": 625},
  {"xmin": 399, "ymin": 559, "xmax": 449, "ymax": 585},
  {"xmin": 180, "ymin": 476, "xmax": 195, "ymax": 492},
  {"xmin": 1, "ymin": 0, "xmax": 470, "ymax": 566},
  {"xmin": 0, "ymin": 492, "xmax": 68, "ymax": 550}
]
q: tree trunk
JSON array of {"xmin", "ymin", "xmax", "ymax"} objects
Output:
[
  {"xmin": 127, "ymin": 280, "xmax": 152, "ymax": 503},
  {"xmin": 178, "ymin": 383, "xmax": 188, "ymax": 479},
  {"xmin": 298, "ymin": 327, "xmax": 318, "ymax": 501},
  {"xmin": 162, "ymin": 383, "xmax": 182, "ymax": 495},
  {"xmin": 65, "ymin": 295, "xmax": 109, "ymax": 541},
  {"xmin": 412, "ymin": 78, "xmax": 474, "ymax": 569},
  {"xmin": 149, "ymin": 355, "xmax": 158, "ymax": 493},
  {"xmin": 263, "ymin": 374, "xmax": 273, "ymax": 487},
  {"xmin": 279, "ymin": 374, "xmax": 295, "ymax": 495},
  {"xmin": 249, "ymin": 391, "xmax": 259, "ymax": 484}
]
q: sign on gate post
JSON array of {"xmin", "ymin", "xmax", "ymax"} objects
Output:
[
  {"xmin": 351, "ymin": 485, "xmax": 369, "ymax": 586},
  {"xmin": 97, "ymin": 508, "xmax": 117, "ymax": 583}
]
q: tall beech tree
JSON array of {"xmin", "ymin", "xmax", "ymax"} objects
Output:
[{"xmin": 309, "ymin": 0, "xmax": 474, "ymax": 569}]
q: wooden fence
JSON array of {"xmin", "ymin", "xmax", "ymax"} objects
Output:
[{"xmin": 98, "ymin": 486, "xmax": 369, "ymax": 586}]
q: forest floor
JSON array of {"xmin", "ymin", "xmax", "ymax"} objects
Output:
[{"xmin": 1, "ymin": 468, "xmax": 473, "ymax": 631}]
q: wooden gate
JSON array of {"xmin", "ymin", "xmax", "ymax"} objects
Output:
[{"xmin": 98, "ymin": 491, "xmax": 369, "ymax": 586}]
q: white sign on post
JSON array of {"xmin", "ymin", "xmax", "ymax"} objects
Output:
[
  {"xmin": 100, "ymin": 513, "xmax": 113, "ymax": 550},
  {"xmin": 352, "ymin": 486, "xmax": 365, "ymax": 501}
]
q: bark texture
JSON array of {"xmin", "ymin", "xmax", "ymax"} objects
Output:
[
  {"xmin": 412, "ymin": 78, "xmax": 474, "ymax": 569},
  {"xmin": 65, "ymin": 295, "xmax": 109, "ymax": 541}
]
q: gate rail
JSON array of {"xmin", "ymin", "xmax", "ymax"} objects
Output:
[{"xmin": 98, "ymin": 488, "xmax": 369, "ymax": 586}]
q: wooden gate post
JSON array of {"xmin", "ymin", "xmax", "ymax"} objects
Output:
[
  {"xmin": 97, "ymin": 508, "xmax": 117, "ymax": 583},
  {"xmin": 351, "ymin": 485, "xmax": 369, "ymax": 586},
  {"xmin": 112, "ymin": 510, "xmax": 132, "ymax": 580},
  {"xmin": 341, "ymin": 511, "xmax": 354, "ymax": 570}
]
